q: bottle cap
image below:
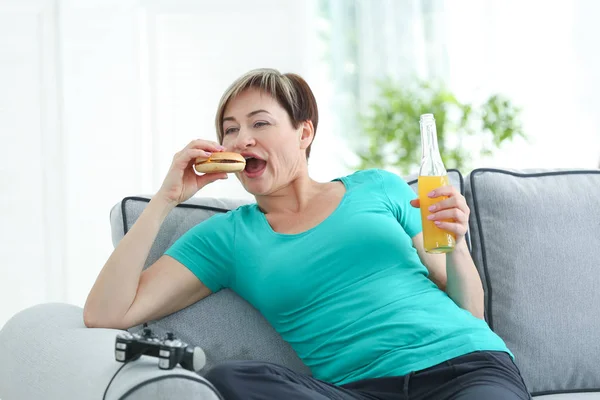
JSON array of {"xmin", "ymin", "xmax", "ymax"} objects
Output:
[{"xmin": 420, "ymin": 113, "xmax": 435, "ymax": 122}]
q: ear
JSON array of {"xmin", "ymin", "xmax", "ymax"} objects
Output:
[{"xmin": 298, "ymin": 120, "xmax": 314, "ymax": 151}]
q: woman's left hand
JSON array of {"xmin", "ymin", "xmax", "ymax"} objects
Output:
[{"xmin": 410, "ymin": 185, "xmax": 470, "ymax": 244}]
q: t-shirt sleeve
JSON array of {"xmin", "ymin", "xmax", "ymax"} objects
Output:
[
  {"xmin": 377, "ymin": 169, "xmax": 423, "ymax": 238},
  {"xmin": 163, "ymin": 212, "xmax": 236, "ymax": 293}
]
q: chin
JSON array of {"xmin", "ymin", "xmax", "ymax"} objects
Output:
[
  {"xmin": 240, "ymin": 178, "xmax": 270, "ymax": 197},
  {"xmin": 239, "ymin": 168, "xmax": 273, "ymax": 196}
]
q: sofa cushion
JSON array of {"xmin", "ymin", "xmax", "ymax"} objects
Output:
[
  {"xmin": 465, "ymin": 168, "xmax": 600, "ymax": 396},
  {"xmin": 533, "ymin": 394, "xmax": 600, "ymax": 399}
]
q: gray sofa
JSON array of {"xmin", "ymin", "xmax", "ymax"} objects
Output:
[{"xmin": 1, "ymin": 167, "xmax": 599, "ymax": 400}]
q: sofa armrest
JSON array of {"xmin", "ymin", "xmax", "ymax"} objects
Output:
[{"xmin": 0, "ymin": 303, "xmax": 222, "ymax": 400}]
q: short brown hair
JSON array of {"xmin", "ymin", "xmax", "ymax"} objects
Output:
[{"xmin": 215, "ymin": 68, "xmax": 319, "ymax": 159}]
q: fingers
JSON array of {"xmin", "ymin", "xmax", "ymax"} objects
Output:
[
  {"xmin": 420, "ymin": 185, "xmax": 471, "ymax": 239},
  {"xmin": 184, "ymin": 148, "xmax": 212, "ymax": 160},
  {"xmin": 432, "ymin": 220, "xmax": 468, "ymax": 237},
  {"xmin": 428, "ymin": 185, "xmax": 457, "ymax": 198},
  {"xmin": 173, "ymin": 140, "xmax": 226, "ymax": 167},
  {"xmin": 427, "ymin": 188, "xmax": 469, "ymax": 216},
  {"xmin": 185, "ymin": 139, "xmax": 225, "ymax": 153},
  {"xmin": 173, "ymin": 148, "xmax": 212, "ymax": 169},
  {"xmin": 426, "ymin": 195, "xmax": 469, "ymax": 239},
  {"xmin": 428, "ymin": 196, "xmax": 461, "ymax": 212},
  {"xmin": 196, "ymin": 172, "xmax": 228, "ymax": 187},
  {"xmin": 427, "ymin": 208, "xmax": 468, "ymax": 224},
  {"xmin": 416, "ymin": 186, "xmax": 469, "ymax": 212}
]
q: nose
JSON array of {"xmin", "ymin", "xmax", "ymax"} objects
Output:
[{"xmin": 232, "ymin": 129, "xmax": 256, "ymax": 151}]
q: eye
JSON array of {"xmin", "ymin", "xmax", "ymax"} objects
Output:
[
  {"xmin": 224, "ymin": 127, "xmax": 239, "ymax": 135},
  {"xmin": 253, "ymin": 121, "xmax": 269, "ymax": 129}
]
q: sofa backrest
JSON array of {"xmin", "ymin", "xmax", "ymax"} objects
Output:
[
  {"xmin": 463, "ymin": 168, "xmax": 600, "ymax": 397},
  {"xmin": 107, "ymin": 169, "xmax": 463, "ymax": 376}
]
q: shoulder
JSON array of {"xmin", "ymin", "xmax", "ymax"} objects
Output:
[
  {"xmin": 377, "ymin": 169, "xmax": 409, "ymax": 188},
  {"xmin": 181, "ymin": 203, "xmax": 254, "ymax": 239},
  {"xmin": 340, "ymin": 169, "xmax": 417, "ymax": 208},
  {"xmin": 199, "ymin": 202, "xmax": 257, "ymax": 223},
  {"xmin": 335, "ymin": 168, "xmax": 382, "ymax": 187},
  {"xmin": 336, "ymin": 168, "xmax": 410, "ymax": 190}
]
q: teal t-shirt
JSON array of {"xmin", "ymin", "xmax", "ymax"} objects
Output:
[{"xmin": 164, "ymin": 168, "xmax": 511, "ymax": 385}]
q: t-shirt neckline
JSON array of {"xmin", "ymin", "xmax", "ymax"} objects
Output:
[{"xmin": 254, "ymin": 177, "xmax": 350, "ymax": 238}]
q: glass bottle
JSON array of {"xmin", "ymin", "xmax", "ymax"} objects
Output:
[{"xmin": 417, "ymin": 113, "xmax": 456, "ymax": 253}]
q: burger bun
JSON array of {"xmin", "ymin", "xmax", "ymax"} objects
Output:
[{"xmin": 193, "ymin": 151, "xmax": 246, "ymax": 174}]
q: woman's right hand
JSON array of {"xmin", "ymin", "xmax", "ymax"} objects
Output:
[{"xmin": 156, "ymin": 139, "xmax": 229, "ymax": 206}]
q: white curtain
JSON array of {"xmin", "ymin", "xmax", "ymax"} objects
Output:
[{"xmin": 318, "ymin": 0, "xmax": 447, "ymax": 149}]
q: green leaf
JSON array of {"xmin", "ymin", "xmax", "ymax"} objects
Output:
[{"xmin": 352, "ymin": 78, "xmax": 526, "ymax": 174}]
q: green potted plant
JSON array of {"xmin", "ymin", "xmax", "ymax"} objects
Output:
[{"xmin": 354, "ymin": 78, "xmax": 526, "ymax": 175}]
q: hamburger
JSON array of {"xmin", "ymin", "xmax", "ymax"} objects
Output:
[{"xmin": 193, "ymin": 152, "xmax": 246, "ymax": 174}]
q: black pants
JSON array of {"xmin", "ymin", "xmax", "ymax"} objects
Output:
[{"xmin": 205, "ymin": 351, "xmax": 531, "ymax": 400}]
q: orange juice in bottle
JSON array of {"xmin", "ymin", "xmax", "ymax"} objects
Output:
[{"xmin": 418, "ymin": 114, "xmax": 456, "ymax": 253}]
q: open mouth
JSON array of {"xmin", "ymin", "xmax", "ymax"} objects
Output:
[{"xmin": 243, "ymin": 156, "xmax": 267, "ymax": 177}]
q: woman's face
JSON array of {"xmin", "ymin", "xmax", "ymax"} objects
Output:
[{"xmin": 221, "ymin": 88, "xmax": 312, "ymax": 196}]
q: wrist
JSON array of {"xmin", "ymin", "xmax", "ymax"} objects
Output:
[
  {"xmin": 148, "ymin": 195, "xmax": 177, "ymax": 220},
  {"xmin": 447, "ymin": 239, "xmax": 470, "ymax": 263}
]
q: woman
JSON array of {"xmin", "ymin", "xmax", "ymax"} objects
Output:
[{"xmin": 84, "ymin": 68, "xmax": 531, "ymax": 400}]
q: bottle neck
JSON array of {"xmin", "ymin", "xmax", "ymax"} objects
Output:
[
  {"xmin": 419, "ymin": 114, "xmax": 446, "ymax": 175},
  {"xmin": 420, "ymin": 116, "xmax": 441, "ymax": 161}
]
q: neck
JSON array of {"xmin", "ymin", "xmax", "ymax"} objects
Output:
[{"xmin": 255, "ymin": 171, "xmax": 323, "ymax": 215}]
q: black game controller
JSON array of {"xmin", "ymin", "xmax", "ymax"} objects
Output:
[{"xmin": 114, "ymin": 327, "xmax": 206, "ymax": 372}]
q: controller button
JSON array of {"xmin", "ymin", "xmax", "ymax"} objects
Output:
[
  {"xmin": 159, "ymin": 350, "xmax": 170, "ymax": 357},
  {"xmin": 115, "ymin": 350, "xmax": 126, "ymax": 361},
  {"xmin": 116, "ymin": 343, "xmax": 127, "ymax": 350}
]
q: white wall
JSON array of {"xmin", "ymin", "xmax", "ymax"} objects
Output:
[
  {"xmin": 0, "ymin": 0, "xmax": 326, "ymax": 329},
  {"xmin": 445, "ymin": 0, "xmax": 600, "ymax": 171},
  {"xmin": 0, "ymin": 0, "xmax": 64, "ymax": 328}
]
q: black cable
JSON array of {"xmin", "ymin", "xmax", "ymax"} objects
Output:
[
  {"xmin": 102, "ymin": 357, "xmax": 138, "ymax": 400},
  {"xmin": 102, "ymin": 324, "xmax": 151, "ymax": 399},
  {"xmin": 118, "ymin": 374, "xmax": 225, "ymax": 400}
]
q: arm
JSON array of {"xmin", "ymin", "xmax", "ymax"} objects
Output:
[
  {"xmin": 412, "ymin": 234, "xmax": 484, "ymax": 319},
  {"xmin": 84, "ymin": 139, "xmax": 228, "ymax": 330},
  {"xmin": 445, "ymin": 240, "xmax": 484, "ymax": 319},
  {"xmin": 410, "ymin": 186, "xmax": 485, "ymax": 319},
  {"xmin": 83, "ymin": 196, "xmax": 212, "ymax": 330}
]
